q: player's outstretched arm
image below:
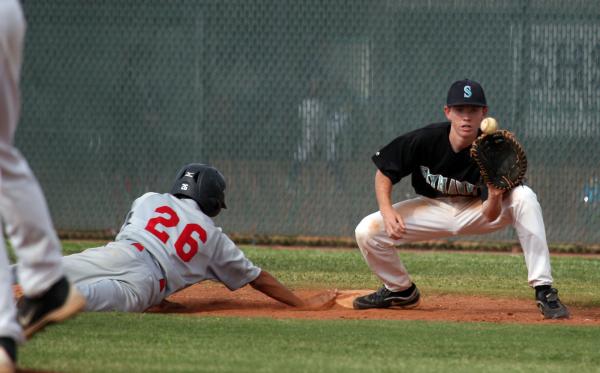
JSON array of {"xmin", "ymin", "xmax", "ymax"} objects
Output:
[{"xmin": 249, "ymin": 270, "xmax": 337, "ymax": 310}]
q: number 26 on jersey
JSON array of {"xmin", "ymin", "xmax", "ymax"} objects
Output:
[{"xmin": 144, "ymin": 205, "xmax": 207, "ymax": 262}]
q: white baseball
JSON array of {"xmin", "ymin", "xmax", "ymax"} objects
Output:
[{"xmin": 480, "ymin": 117, "xmax": 498, "ymax": 134}]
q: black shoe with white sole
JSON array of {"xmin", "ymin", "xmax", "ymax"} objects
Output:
[
  {"xmin": 0, "ymin": 337, "xmax": 16, "ymax": 373},
  {"xmin": 16, "ymin": 276, "xmax": 86, "ymax": 339},
  {"xmin": 353, "ymin": 283, "xmax": 421, "ymax": 310},
  {"xmin": 536, "ymin": 287, "xmax": 570, "ymax": 319}
]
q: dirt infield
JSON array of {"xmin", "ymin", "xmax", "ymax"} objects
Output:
[{"xmin": 149, "ymin": 282, "xmax": 600, "ymax": 325}]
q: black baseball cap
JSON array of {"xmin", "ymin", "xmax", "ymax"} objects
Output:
[{"xmin": 446, "ymin": 79, "xmax": 487, "ymax": 107}]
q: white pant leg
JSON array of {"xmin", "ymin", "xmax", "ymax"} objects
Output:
[
  {"xmin": 0, "ymin": 239, "xmax": 22, "ymax": 342},
  {"xmin": 509, "ymin": 187, "xmax": 553, "ymax": 286},
  {"xmin": 355, "ymin": 196, "xmax": 460, "ymax": 291},
  {"xmin": 355, "ymin": 187, "xmax": 553, "ymax": 291},
  {"xmin": 0, "ymin": 0, "xmax": 42, "ymax": 342},
  {"xmin": 0, "ymin": 155, "xmax": 65, "ymax": 296},
  {"xmin": 1, "ymin": 0, "xmax": 64, "ymax": 297},
  {"xmin": 0, "ymin": 0, "xmax": 24, "ymax": 147},
  {"xmin": 457, "ymin": 185, "xmax": 553, "ymax": 287}
]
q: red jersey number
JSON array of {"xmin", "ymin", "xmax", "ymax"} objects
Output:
[
  {"xmin": 145, "ymin": 206, "xmax": 179, "ymax": 243},
  {"xmin": 175, "ymin": 224, "xmax": 207, "ymax": 262},
  {"xmin": 144, "ymin": 206, "xmax": 207, "ymax": 262}
]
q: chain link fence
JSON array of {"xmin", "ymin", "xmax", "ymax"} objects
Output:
[{"xmin": 15, "ymin": 0, "xmax": 600, "ymax": 244}]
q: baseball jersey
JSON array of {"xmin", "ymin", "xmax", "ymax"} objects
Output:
[
  {"xmin": 372, "ymin": 122, "xmax": 486, "ymax": 199},
  {"xmin": 115, "ymin": 192, "xmax": 261, "ymax": 296}
]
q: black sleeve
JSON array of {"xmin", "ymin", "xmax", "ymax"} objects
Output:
[
  {"xmin": 479, "ymin": 183, "xmax": 489, "ymax": 201},
  {"xmin": 371, "ymin": 131, "xmax": 420, "ymax": 185}
]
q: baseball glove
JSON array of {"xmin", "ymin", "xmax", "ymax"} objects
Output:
[{"xmin": 470, "ymin": 130, "xmax": 527, "ymax": 190}]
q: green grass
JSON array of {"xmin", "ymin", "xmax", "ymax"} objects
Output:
[
  {"xmin": 62, "ymin": 240, "xmax": 108, "ymax": 255},
  {"xmin": 20, "ymin": 313, "xmax": 600, "ymax": 373},
  {"xmin": 16, "ymin": 242, "xmax": 599, "ymax": 372}
]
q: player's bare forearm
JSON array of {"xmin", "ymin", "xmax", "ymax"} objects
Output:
[
  {"xmin": 375, "ymin": 170, "xmax": 406, "ymax": 239},
  {"xmin": 482, "ymin": 184, "xmax": 504, "ymax": 221},
  {"xmin": 249, "ymin": 271, "xmax": 337, "ymax": 310},
  {"xmin": 249, "ymin": 270, "xmax": 304, "ymax": 307},
  {"xmin": 375, "ymin": 170, "xmax": 395, "ymax": 214}
]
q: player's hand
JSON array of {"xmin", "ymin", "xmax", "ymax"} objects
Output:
[
  {"xmin": 381, "ymin": 207, "xmax": 406, "ymax": 240},
  {"xmin": 300, "ymin": 289, "xmax": 338, "ymax": 310}
]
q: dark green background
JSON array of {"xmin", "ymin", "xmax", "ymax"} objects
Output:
[{"xmin": 15, "ymin": 0, "xmax": 600, "ymax": 243}]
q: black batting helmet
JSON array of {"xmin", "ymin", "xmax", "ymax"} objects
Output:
[{"xmin": 170, "ymin": 164, "xmax": 227, "ymax": 217}]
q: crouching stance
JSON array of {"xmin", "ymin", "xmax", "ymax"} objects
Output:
[{"xmin": 353, "ymin": 79, "xmax": 569, "ymax": 319}]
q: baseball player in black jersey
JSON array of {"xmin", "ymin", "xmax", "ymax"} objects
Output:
[{"xmin": 353, "ymin": 79, "xmax": 569, "ymax": 319}]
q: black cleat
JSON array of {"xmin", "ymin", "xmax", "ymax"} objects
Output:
[
  {"xmin": 536, "ymin": 288, "xmax": 570, "ymax": 319},
  {"xmin": 353, "ymin": 284, "xmax": 420, "ymax": 310},
  {"xmin": 17, "ymin": 276, "xmax": 86, "ymax": 339}
]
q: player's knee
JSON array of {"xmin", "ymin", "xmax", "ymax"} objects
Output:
[
  {"xmin": 355, "ymin": 216, "xmax": 378, "ymax": 244},
  {"xmin": 509, "ymin": 185, "xmax": 538, "ymax": 205},
  {"xmin": 355, "ymin": 219, "xmax": 369, "ymax": 243}
]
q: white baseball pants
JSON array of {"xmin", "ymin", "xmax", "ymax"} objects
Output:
[
  {"xmin": 355, "ymin": 185, "xmax": 553, "ymax": 291},
  {"xmin": 1, "ymin": 0, "xmax": 64, "ymax": 342}
]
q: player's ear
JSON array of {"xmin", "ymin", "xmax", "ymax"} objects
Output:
[
  {"xmin": 443, "ymin": 105, "xmax": 452, "ymax": 120},
  {"xmin": 482, "ymin": 106, "xmax": 489, "ymax": 116}
]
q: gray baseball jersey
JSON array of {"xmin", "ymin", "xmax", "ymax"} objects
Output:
[{"xmin": 63, "ymin": 192, "xmax": 261, "ymax": 312}]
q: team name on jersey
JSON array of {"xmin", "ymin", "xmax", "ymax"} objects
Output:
[{"xmin": 420, "ymin": 166, "xmax": 478, "ymax": 196}]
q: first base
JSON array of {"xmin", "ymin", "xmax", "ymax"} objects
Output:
[{"xmin": 335, "ymin": 290, "xmax": 373, "ymax": 309}]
